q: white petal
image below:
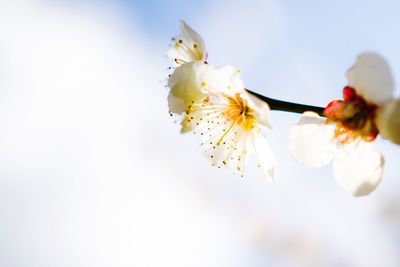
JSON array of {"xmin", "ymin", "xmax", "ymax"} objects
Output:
[
  {"xmin": 167, "ymin": 62, "xmax": 209, "ymax": 114},
  {"xmin": 253, "ymin": 135, "xmax": 276, "ymax": 181},
  {"xmin": 200, "ymin": 65, "xmax": 244, "ymax": 96},
  {"xmin": 167, "ymin": 90, "xmax": 185, "ymax": 114},
  {"xmin": 245, "ymin": 92, "xmax": 271, "ymax": 129},
  {"xmin": 173, "ymin": 63, "xmax": 242, "ymax": 96},
  {"xmin": 288, "ymin": 112, "xmax": 337, "ymax": 167},
  {"xmin": 167, "ymin": 20, "xmax": 206, "ymax": 64},
  {"xmin": 333, "ymin": 140, "xmax": 384, "ymax": 197},
  {"xmin": 167, "ymin": 61, "xmax": 193, "ymax": 89},
  {"xmin": 179, "ymin": 20, "xmax": 206, "ymax": 58},
  {"xmin": 180, "ymin": 115, "xmax": 193, "ymax": 133},
  {"xmin": 346, "ymin": 53, "xmax": 394, "ymax": 105},
  {"xmin": 376, "ymin": 98, "xmax": 400, "ymax": 145}
]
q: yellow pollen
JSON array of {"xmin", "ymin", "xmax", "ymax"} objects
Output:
[
  {"xmin": 215, "ymin": 93, "xmax": 256, "ymax": 145},
  {"xmin": 225, "ymin": 93, "xmax": 255, "ymax": 131}
]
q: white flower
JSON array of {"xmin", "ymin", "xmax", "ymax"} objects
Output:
[
  {"xmin": 168, "ymin": 63, "xmax": 276, "ymax": 180},
  {"xmin": 166, "ymin": 20, "xmax": 275, "ymax": 179},
  {"xmin": 168, "ymin": 20, "xmax": 207, "ymax": 66},
  {"xmin": 289, "ymin": 53, "xmax": 395, "ymax": 196},
  {"xmin": 167, "ymin": 62, "xmax": 240, "ymax": 118}
]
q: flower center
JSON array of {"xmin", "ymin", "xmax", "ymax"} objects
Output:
[
  {"xmin": 224, "ymin": 93, "xmax": 255, "ymax": 131},
  {"xmin": 324, "ymin": 86, "xmax": 379, "ymax": 144}
]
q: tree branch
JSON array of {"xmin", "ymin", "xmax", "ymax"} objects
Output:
[{"xmin": 246, "ymin": 89, "xmax": 326, "ymax": 117}]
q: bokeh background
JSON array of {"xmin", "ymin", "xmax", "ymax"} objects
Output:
[{"xmin": 0, "ymin": 1, "xmax": 399, "ymax": 266}]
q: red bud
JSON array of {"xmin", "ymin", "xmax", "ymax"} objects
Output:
[{"xmin": 343, "ymin": 86, "xmax": 357, "ymax": 102}]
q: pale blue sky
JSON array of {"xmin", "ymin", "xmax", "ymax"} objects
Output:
[
  {"xmin": 0, "ymin": 1, "xmax": 399, "ymax": 266},
  {"xmin": 125, "ymin": 0, "xmax": 400, "ymax": 99}
]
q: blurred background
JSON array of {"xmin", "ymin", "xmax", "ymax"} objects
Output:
[{"xmin": 0, "ymin": 0, "xmax": 399, "ymax": 266}]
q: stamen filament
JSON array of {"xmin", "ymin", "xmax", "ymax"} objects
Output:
[{"xmin": 217, "ymin": 116, "xmax": 241, "ymax": 145}]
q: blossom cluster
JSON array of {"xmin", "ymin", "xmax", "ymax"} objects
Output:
[{"xmin": 166, "ymin": 21, "xmax": 400, "ymax": 197}]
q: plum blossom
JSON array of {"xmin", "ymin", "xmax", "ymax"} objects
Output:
[
  {"xmin": 289, "ymin": 53, "xmax": 396, "ymax": 196},
  {"xmin": 166, "ymin": 21, "xmax": 275, "ymax": 179},
  {"xmin": 168, "ymin": 62, "xmax": 276, "ymax": 180},
  {"xmin": 168, "ymin": 20, "xmax": 207, "ymax": 66}
]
